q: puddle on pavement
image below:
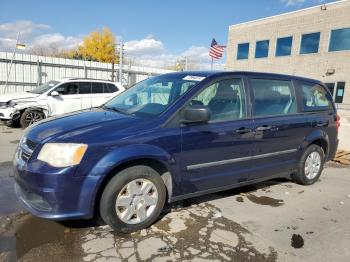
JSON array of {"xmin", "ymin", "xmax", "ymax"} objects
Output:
[
  {"xmin": 14, "ymin": 215, "xmax": 85, "ymax": 260},
  {"xmin": 0, "ymin": 162, "xmax": 22, "ymax": 216},
  {"xmin": 246, "ymin": 194, "xmax": 284, "ymax": 207},
  {"xmin": 291, "ymin": 234, "xmax": 304, "ymax": 248},
  {"xmin": 236, "ymin": 196, "xmax": 244, "ymax": 202}
]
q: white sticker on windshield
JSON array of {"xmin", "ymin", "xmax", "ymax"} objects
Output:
[{"xmin": 183, "ymin": 75, "xmax": 205, "ymax": 81}]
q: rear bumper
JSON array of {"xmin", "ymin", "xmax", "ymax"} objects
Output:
[{"xmin": 327, "ymin": 138, "xmax": 339, "ymax": 161}]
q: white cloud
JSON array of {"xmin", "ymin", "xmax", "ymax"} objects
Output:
[
  {"xmin": 0, "ymin": 20, "xmax": 82, "ymax": 54},
  {"xmin": 280, "ymin": 0, "xmax": 305, "ymax": 6},
  {"xmin": 0, "ymin": 20, "xmax": 50, "ymax": 39},
  {"xmin": 0, "ymin": 20, "xmax": 225, "ymax": 69},
  {"xmin": 31, "ymin": 33, "xmax": 82, "ymax": 50},
  {"xmin": 124, "ymin": 37, "xmax": 224, "ymax": 70},
  {"xmin": 124, "ymin": 37, "xmax": 164, "ymax": 56}
]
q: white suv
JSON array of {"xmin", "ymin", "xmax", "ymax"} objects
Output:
[{"xmin": 0, "ymin": 78, "xmax": 125, "ymax": 128}]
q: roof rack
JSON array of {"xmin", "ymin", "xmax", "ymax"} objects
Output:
[{"xmin": 62, "ymin": 77, "xmax": 114, "ymax": 82}]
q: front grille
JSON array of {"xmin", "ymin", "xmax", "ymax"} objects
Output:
[
  {"xmin": 21, "ymin": 151, "xmax": 31, "ymax": 162},
  {"xmin": 25, "ymin": 139, "xmax": 37, "ymax": 150}
]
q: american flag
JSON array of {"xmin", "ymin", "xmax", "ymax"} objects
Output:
[{"xmin": 209, "ymin": 38, "xmax": 226, "ymax": 59}]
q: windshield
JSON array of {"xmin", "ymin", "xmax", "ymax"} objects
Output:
[
  {"xmin": 103, "ymin": 74, "xmax": 206, "ymax": 117},
  {"xmin": 28, "ymin": 80, "xmax": 61, "ymax": 94}
]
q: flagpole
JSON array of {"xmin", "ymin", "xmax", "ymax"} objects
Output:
[
  {"xmin": 5, "ymin": 32, "xmax": 20, "ymax": 93},
  {"xmin": 211, "ymin": 57, "xmax": 213, "ymax": 70}
]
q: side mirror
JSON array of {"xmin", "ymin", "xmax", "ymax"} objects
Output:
[
  {"xmin": 181, "ymin": 105, "xmax": 210, "ymax": 124},
  {"xmin": 51, "ymin": 91, "xmax": 59, "ymax": 97}
]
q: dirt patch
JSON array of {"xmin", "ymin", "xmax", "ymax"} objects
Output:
[
  {"xmin": 236, "ymin": 196, "xmax": 244, "ymax": 202},
  {"xmin": 246, "ymin": 194, "xmax": 284, "ymax": 207}
]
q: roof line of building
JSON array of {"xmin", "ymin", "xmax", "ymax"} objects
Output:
[{"xmin": 229, "ymin": 0, "xmax": 348, "ymax": 29}]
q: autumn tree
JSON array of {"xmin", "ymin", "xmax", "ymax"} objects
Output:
[{"xmin": 76, "ymin": 28, "xmax": 118, "ymax": 63}]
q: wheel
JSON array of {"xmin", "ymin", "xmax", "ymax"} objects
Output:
[
  {"xmin": 20, "ymin": 109, "xmax": 45, "ymax": 128},
  {"xmin": 100, "ymin": 165, "xmax": 166, "ymax": 233},
  {"xmin": 292, "ymin": 144, "xmax": 325, "ymax": 185}
]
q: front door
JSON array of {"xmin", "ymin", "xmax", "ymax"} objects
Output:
[
  {"xmin": 180, "ymin": 77, "xmax": 255, "ymax": 194},
  {"xmin": 47, "ymin": 82, "xmax": 82, "ymax": 116}
]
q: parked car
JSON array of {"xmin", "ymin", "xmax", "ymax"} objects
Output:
[
  {"xmin": 13, "ymin": 71, "xmax": 339, "ymax": 233},
  {"xmin": 0, "ymin": 78, "xmax": 124, "ymax": 128}
]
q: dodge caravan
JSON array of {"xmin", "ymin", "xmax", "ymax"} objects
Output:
[{"xmin": 13, "ymin": 71, "xmax": 339, "ymax": 233}]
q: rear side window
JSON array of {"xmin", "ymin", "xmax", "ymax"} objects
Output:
[
  {"xmin": 91, "ymin": 83, "xmax": 104, "ymax": 94},
  {"xmin": 79, "ymin": 82, "xmax": 92, "ymax": 94},
  {"xmin": 300, "ymin": 82, "xmax": 333, "ymax": 111},
  {"xmin": 250, "ymin": 79, "xmax": 297, "ymax": 117},
  {"xmin": 105, "ymin": 83, "xmax": 118, "ymax": 93}
]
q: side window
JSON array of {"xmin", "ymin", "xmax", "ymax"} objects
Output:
[
  {"xmin": 190, "ymin": 78, "xmax": 246, "ymax": 122},
  {"xmin": 105, "ymin": 83, "xmax": 118, "ymax": 93},
  {"xmin": 300, "ymin": 82, "xmax": 332, "ymax": 111},
  {"xmin": 79, "ymin": 82, "xmax": 92, "ymax": 94},
  {"xmin": 54, "ymin": 83, "xmax": 79, "ymax": 95},
  {"xmin": 250, "ymin": 79, "xmax": 297, "ymax": 117},
  {"xmin": 91, "ymin": 82, "xmax": 104, "ymax": 94}
]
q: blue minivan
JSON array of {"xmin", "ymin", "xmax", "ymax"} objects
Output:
[{"xmin": 13, "ymin": 71, "xmax": 339, "ymax": 232}]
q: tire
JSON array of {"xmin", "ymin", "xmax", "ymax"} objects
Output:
[
  {"xmin": 20, "ymin": 109, "xmax": 45, "ymax": 128},
  {"xmin": 100, "ymin": 165, "xmax": 166, "ymax": 233},
  {"xmin": 292, "ymin": 144, "xmax": 325, "ymax": 185}
]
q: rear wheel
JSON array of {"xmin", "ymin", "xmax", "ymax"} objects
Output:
[
  {"xmin": 99, "ymin": 165, "xmax": 166, "ymax": 233},
  {"xmin": 20, "ymin": 109, "xmax": 45, "ymax": 128},
  {"xmin": 292, "ymin": 144, "xmax": 325, "ymax": 185}
]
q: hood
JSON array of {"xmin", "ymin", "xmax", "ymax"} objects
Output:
[
  {"xmin": 25, "ymin": 108, "xmax": 153, "ymax": 144},
  {"xmin": 0, "ymin": 92, "xmax": 39, "ymax": 103}
]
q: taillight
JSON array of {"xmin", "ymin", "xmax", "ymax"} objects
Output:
[{"xmin": 336, "ymin": 114, "xmax": 340, "ymax": 131}]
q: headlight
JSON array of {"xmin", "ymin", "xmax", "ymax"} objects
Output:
[{"xmin": 37, "ymin": 143, "xmax": 88, "ymax": 167}]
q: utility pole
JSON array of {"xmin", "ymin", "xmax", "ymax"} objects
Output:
[
  {"xmin": 118, "ymin": 42, "xmax": 124, "ymax": 84},
  {"xmin": 5, "ymin": 32, "xmax": 20, "ymax": 93}
]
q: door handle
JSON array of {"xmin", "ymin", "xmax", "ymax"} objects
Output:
[
  {"xmin": 312, "ymin": 121, "xmax": 328, "ymax": 127},
  {"xmin": 256, "ymin": 125, "xmax": 278, "ymax": 131},
  {"xmin": 235, "ymin": 127, "xmax": 252, "ymax": 134}
]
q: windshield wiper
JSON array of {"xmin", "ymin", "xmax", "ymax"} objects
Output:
[{"xmin": 102, "ymin": 106, "xmax": 128, "ymax": 115}]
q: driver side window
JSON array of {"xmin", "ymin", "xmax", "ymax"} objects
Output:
[
  {"xmin": 54, "ymin": 83, "xmax": 79, "ymax": 95},
  {"xmin": 190, "ymin": 78, "xmax": 246, "ymax": 122}
]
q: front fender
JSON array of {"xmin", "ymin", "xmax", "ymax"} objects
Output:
[
  {"xmin": 85, "ymin": 144, "xmax": 178, "ymax": 216},
  {"xmin": 89, "ymin": 144, "xmax": 176, "ymax": 178}
]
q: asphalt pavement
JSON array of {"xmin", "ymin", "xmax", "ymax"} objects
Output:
[{"xmin": 0, "ymin": 124, "xmax": 349, "ymax": 262}]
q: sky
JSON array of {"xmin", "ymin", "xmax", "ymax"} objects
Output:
[{"xmin": 0, "ymin": 0, "xmax": 339, "ymax": 68}]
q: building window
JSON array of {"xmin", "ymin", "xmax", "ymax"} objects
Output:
[
  {"xmin": 237, "ymin": 43, "xmax": 249, "ymax": 60},
  {"xmin": 300, "ymin": 32, "xmax": 320, "ymax": 54},
  {"xmin": 325, "ymin": 83, "xmax": 335, "ymax": 96},
  {"xmin": 335, "ymin": 82, "xmax": 346, "ymax": 103},
  {"xmin": 329, "ymin": 28, "xmax": 350, "ymax": 52},
  {"xmin": 255, "ymin": 40, "xmax": 269, "ymax": 58},
  {"xmin": 276, "ymin": 36, "xmax": 293, "ymax": 57}
]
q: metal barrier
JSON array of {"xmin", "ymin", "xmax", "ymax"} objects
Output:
[{"xmin": 0, "ymin": 51, "xmax": 173, "ymax": 94}]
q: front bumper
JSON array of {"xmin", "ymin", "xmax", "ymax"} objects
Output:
[
  {"xmin": 0, "ymin": 107, "xmax": 16, "ymax": 120},
  {"xmin": 13, "ymin": 146, "xmax": 100, "ymax": 220}
]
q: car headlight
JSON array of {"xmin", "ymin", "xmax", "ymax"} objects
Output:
[{"xmin": 37, "ymin": 143, "xmax": 88, "ymax": 167}]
